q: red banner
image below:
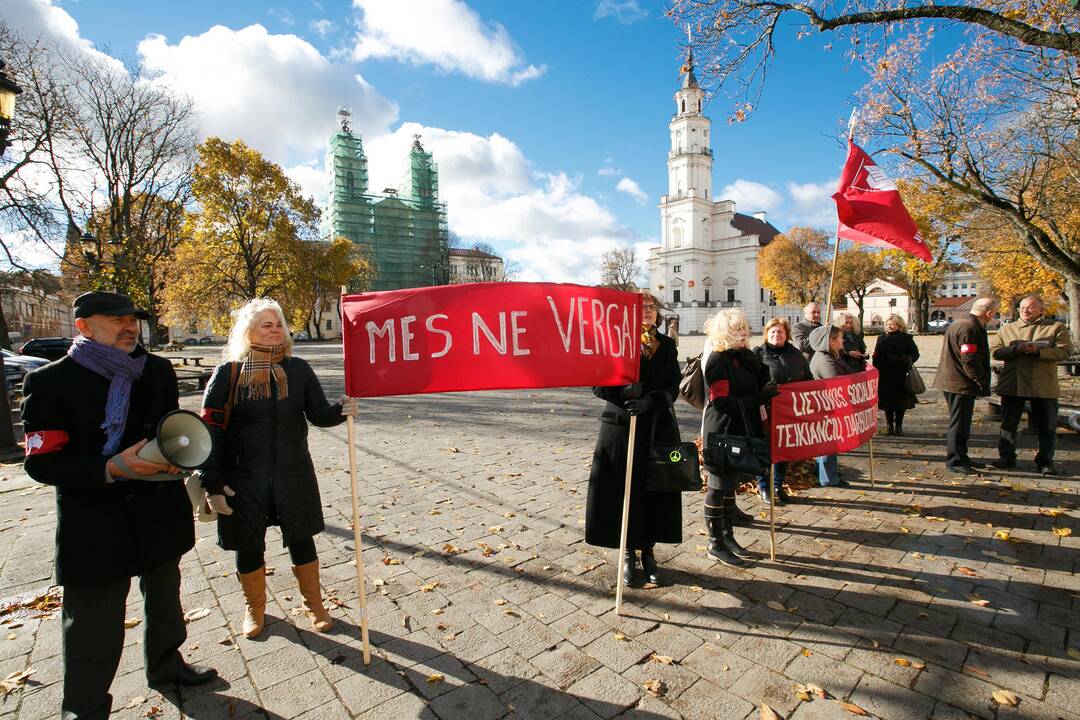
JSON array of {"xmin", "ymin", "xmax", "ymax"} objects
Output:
[
  {"xmin": 769, "ymin": 368, "xmax": 879, "ymax": 463},
  {"xmin": 341, "ymin": 282, "xmax": 642, "ymax": 397}
]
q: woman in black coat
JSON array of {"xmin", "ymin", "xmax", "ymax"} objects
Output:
[
  {"xmin": 872, "ymin": 313, "xmax": 920, "ymax": 435},
  {"xmin": 840, "ymin": 313, "xmax": 868, "ymax": 372},
  {"xmin": 753, "ymin": 318, "xmax": 812, "ymax": 506},
  {"xmin": 200, "ymin": 298, "xmax": 355, "ymax": 639},
  {"xmin": 586, "ymin": 292, "xmax": 681, "ymax": 587},
  {"xmin": 702, "ymin": 309, "xmax": 777, "ymax": 567}
]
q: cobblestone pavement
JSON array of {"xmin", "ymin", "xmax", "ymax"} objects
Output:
[{"xmin": 1, "ymin": 344, "xmax": 1079, "ymax": 720}]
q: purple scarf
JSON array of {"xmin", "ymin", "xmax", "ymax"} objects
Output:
[{"xmin": 68, "ymin": 336, "xmax": 147, "ymax": 456}]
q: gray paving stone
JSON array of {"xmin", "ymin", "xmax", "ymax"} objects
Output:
[
  {"xmin": 530, "ymin": 642, "xmax": 602, "ymax": 689},
  {"xmin": 728, "ymin": 666, "xmax": 802, "ymax": 717},
  {"xmin": 852, "ymin": 672, "xmax": 936, "ymax": 720},
  {"xmin": 429, "ymin": 683, "xmax": 509, "ymax": 720},
  {"xmin": 670, "ymin": 677, "xmax": 754, "ymax": 720},
  {"xmin": 784, "ymin": 651, "xmax": 864, "ymax": 700},
  {"xmin": 565, "ymin": 666, "xmax": 641, "ymax": 719}
]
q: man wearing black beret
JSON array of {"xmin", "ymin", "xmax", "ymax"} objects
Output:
[{"xmin": 21, "ymin": 291, "xmax": 216, "ymax": 720}]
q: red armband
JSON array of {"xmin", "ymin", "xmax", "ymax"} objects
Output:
[
  {"xmin": 709, "ymin": 380, "xmax": 730, "ymax": 401},
  {"xmin": 201, "ymin": 407, "xmax": 225, "ymax": 429},
  {"xmin": 24, "ymin": 430, "xmax": 69, "ymax": 456},
  {"xmin": 959, "ymin": 343, "xmax": 977, "ymax": 355}
]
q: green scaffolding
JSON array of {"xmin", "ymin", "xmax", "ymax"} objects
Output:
[{"xmin": 322, "ymin": 119, "xmax": 449, "ymax": 291}]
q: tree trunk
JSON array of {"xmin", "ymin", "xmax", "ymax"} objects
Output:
[
  {"xmin": 0, "ymin": 300, "xmax": 11, "ymax": 351},
  {"xmin": 1068, "ymin": 279, "xmax": 1080, "ymax": 355}
]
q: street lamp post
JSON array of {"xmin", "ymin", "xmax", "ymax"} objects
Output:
[
  {"xmin": 419, "ymin": 263, "xmax": 446, "ymax": 286},
  {"xmin": 79, "ymin": 232, "xmax": 124, "ymax": 292},
  {"xmin": 0, "ymin": 59, "xmax": 22, "ymax": 455}
]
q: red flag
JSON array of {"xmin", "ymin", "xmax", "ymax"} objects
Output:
[{"xmin": 832, "ymin": 140, "xmax": 932, "ymax": 262}]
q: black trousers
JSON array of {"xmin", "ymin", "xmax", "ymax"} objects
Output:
[
  {"xmin": 999, "ymin": 396, "xmax": 1058, "ymax": 467},
  {"xmin": 944, "ymin": 392, "xmax": 975, "ymax": 468},
  {"xmin": 61, "ymin": 559, "xmax": 186, "ymax": 720}
]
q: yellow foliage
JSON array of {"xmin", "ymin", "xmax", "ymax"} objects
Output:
[{"xmin": 758, "ymin": 227, "xmax": 830, "ymax": 306}]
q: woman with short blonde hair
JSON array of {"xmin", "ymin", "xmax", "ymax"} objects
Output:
[
  {"xmin": 839, "ymin": 312, "xmax": 868, "ymax": 371},
  {"xmin": 700, "ymin": 308, "xmax": 776, "ymax": 566},
  {"xmin": 222, "ymin": 298, "xmax": 294, "ymax": 363},
  {"xmin": 873, "ymin": 314, "xmax": 920, "ymax": 435},
  {"xmin": 886, "ymin": 314, "xmax": 907, "ymax": 332}
]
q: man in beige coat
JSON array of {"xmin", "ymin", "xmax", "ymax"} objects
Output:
[{"xmin": 989, "ymin": 296, "xmax": 1072, "ymax": 474}]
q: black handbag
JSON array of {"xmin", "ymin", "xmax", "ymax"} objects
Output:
[
  {"xmin": 678, "ymin": 354, "xmax": 705, "ymax": 409},
  {"xmin": 644, "ymin": 407, "xmax": 702, "ymax": 492},
  {"xmin": 703, "ymin": 399, "xmax": 771, "ymax": 476}
]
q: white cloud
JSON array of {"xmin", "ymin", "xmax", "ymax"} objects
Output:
[
  {"xmin": 350, "ymin": 0, "xmax": 546, "ymax": 86},
  {"xmin": 598, "ymin": 166, "xmax": 620, "ymax": 177},
  {"xmin": 285, "ymin": 161, "xmax": 329, "ymax": 205},
  {"xmin": 138, "ymin": 24, "xmax": 398, "ymax": 162},
  {"xmin": 594, "ymin": 0, "xmax": 649, "ymax": 24},
  {"xmin": 3, "ymin": 0, "xmax": 124, "ymax": 72},
  {"xmin": 785, "ymin": 179, "xmax": 838, "ymax": 229},
  {"xmin": 718, "ymin": 179, "xmax": 783, "ymax": 214},
  {"xmin": 267, "ymin": 8, "xmax": 295, "ymax": 26},
  {"xmin": 615, "ymin": 177, "xmax": 648, "ymax": 205},
  {"xmin": 310, "ymin": 18, "xmax": 334, "ymax": 37}
]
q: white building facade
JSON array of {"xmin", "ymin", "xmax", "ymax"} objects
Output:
[{"xmin": 647, "ymin": 50, "xmax": 800, "ymax": 334}]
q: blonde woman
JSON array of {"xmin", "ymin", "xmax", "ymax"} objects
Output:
[
  {"xmin": 199, "ymin": 299, "xmax": 357, "ymax": 638},
  {"xmin": 701, "ymin": 309, "xmax": 777, "ymax": 566},
  {"xmin": 586, "ymin": 291, "xmax": 682, "ymax": 587},
  {"xmin": 840, "ymin": 312, "xmax": 868, "ymax": 371},
  {"xmin": 872, "ymin": 314, "xmax": 920, "ymax": 435}
]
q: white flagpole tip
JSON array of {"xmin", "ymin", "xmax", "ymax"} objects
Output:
[{"xmin": 847, "ymin": 108, "xmax": 859, "ymax": 141}]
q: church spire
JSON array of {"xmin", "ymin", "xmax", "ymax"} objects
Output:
[{"xmin": 681, "ymin": 24, "xmax": 698, "ymax": 89}]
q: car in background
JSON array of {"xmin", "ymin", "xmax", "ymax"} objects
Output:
[
  {"xmin": 3, "ymin": 348, "xmax": 49, "ymax": 376},
  {"xmin": 19, "ymin": 337, "xmax": 73, "ymax": 361},
  {"xmin": 294, "ymin": 331, "xmax": 309, "ymax": 341},
  {"xmin": 197, "ymin": 337, "xmax": 213, "ymax": 345},
  {"xmin": 926, "ymin": 319, "xmax": 949, "ymax": 334}
]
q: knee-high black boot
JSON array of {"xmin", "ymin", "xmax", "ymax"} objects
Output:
[
  {"xmin": 895, "ymin": 409, "xmax": 905, "ymax": 436},
  {"xmin": 884, "ymin": 409, "xmax": 895, "ymax": 435},
  {"xmin": 721, "ymin": 495, "xmax": 753, "ymax": 560},
  {"xmin": 639, "ymin": 545, "xmax": 660, "ymax": 585},
  {"xmin": 721, "ymin": 474, "xmax": 753, "ymax": 526},
  {"xmin": 706, "ymin": 490, "xmax": 745, "ymax": 567}
]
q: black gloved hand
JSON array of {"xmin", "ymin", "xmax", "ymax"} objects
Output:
[
  {"xmin": 761, "ymin": 381, "xmax": 780, "ymax": 399},
  {"xmin": 625, "ymin": 395, "xmax": 654, "ymax": 415},
  {"xmin": 618, "ymin": 383, "xmax": 644, "ymax": 401}
]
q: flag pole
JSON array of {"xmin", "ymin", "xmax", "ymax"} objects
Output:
[
  {"xmin": 615, "ymin": 415, "xmax": 638, "ymax": 615},
  {"xmin": 826, "ymin": 108, "xmax": 859, "ymax": 323},
  {"xmin": 341, "ymin": 286, "xmax": 371, "ymax": 665},
  {"xmin": 768, "ymin": 464, "xmax": 776, "ymax": 561},
  {"xmin": 868, "ymin": 436, "xmax": 876, "ymax": 489}
]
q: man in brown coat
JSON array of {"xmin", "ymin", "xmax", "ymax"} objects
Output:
[
  {"xmin": 989, "ymin": 296, "xmax": 1072, "ymax": 474},
  {"xmin": 933, "ymin": 298, "xmax": 995, "ymax": 474}
]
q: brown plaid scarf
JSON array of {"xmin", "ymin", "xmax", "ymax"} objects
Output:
[
  {"xmin": 640, "ymin": 324, "xmax": 660, "ymax": 360},
  {"xmin": 238, "ymin": 343, "xmax": 288, "ymax": 402}
]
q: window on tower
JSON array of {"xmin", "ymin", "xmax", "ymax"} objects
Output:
[
  {"xmin": 727, "ymin": 289, "xmax": 736, "ymax": 303},
  {"xmin": 681, "ymin": 99, "xmax": 686, "ymax": 113}
]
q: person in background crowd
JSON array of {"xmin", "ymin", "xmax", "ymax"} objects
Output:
[
  {"xmin": 702, "ymin": 308, "xmax": 778, "ymax": 566},
  {"xmin": 753, "ymin": 318, "xmax": 811, "ymax": 505},
  {"xmin": 22, "ymin": 291, "xmax": 217, "ymax": 720},
  {"xmin": 873, "ymin": 314, "xmax": 920, "ymax": 436},
  {"xmin": 587, "ymin": 291, "xmax": 682, "ymax": 587},
  {"xmin": 200, "ymin": 298, "xmax": 356, "ymax": 639},
  {"xmin": 840, "ymin": 312, "xmax": 868, "ymax": 372},
  {"xmin": 792, "ymin": 302, "xmax": 822, "ymax": 362},
  {"xmin": 990, "ymin": 295, "xmax": 1072, "ymax": 475},
  {"xmin": 933, "ymin": 298, "xmax": 996, "ymax": 474},
  {"xmin": 809, "ymin": 325, "xmax": 856, "ymax": 487}
]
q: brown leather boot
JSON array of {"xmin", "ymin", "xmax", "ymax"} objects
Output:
[
  {"xmin": 292, "ymin": 561, "xmax": 333, "ymax": 632},
  {"xmin": 237, "ymin": 567, "xmax": 266, "ymax": 639}
]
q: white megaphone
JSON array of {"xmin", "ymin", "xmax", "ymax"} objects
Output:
[{"xmin": 136, "ymin": 409, "xmax": 213, "ymax": 481}]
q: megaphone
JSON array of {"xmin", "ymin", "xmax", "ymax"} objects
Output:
[{"xmin": 136, "ymin": 409, "xmax": 213, "ymax": 481}]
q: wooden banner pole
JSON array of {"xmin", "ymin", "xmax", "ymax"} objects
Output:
[
  {"xmin": 768, "ymin": 464, "xmax": 777, "ymax": 561},
  {"xmin": 615, "ymin": 415, "xmax": 638, "ymax": 616},
  {"xmin": 824, "ymin": 237, "xmax": 842, "ymax": 324},
  {"xmin": 868, "ymin": 437, "xmax": 876, "ymax": 489}
]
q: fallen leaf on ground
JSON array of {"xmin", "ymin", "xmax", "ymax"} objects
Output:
[
  {"xmin": 837, "ymin": 699, "xmax": 869, "ymax": 715},
  {"xmin": 126, "ymin": 695, "xmax": 147, "ymax": 708},
  {"xmin": 420, "ymin": 581, "xmax": 443, "ymax": 592},
  {"xmin": 759, "ymin": 703, "xmax": 783, "ymax": 720},
  {"xmin": 123, "ymin": 618, "xmax": 142, "ymax": 629},
  {"xmin": 426, "ymin": 673, "xmax": 445, "ymax": 684},
  {"xmin": 894, "ymin": 658, "xmax": 911, "ymax": 667},
  {"xmin": 966, "ymin": 665, "xmax": 990, "ymax": 679},
  {"xmin": 183, "ymin": 608, "xmax": 211, "ymax": 622},
  {"xmin": 381, "ymin": 557, "xmax": 402, "ymax": 566},
  {"xmin": 613, "ymin": 632, "xmax": 629, "ymax": 642},
  {"xmin": 144, "ymin": 707, "xmax": 162, "ymax": 719},
  {"xmin": 994, "ymin": 530, "xmax": 1011, "ymax": 541},
  {"xmin": 1052, "ymin": 527, "xmax": 1072, "ymax": 537},
  {"xmin": 648, "ymin": 654, "xmax": 675, "ymax": 665},
  {"xmin": 766, "ymin": 601, "xmax": 786, "ymax": 612},
  {"xmin": 991, "ymin": 689, "xmax": 1018, "ymax": 706},
  {"xmin": 643, "ymin": 679, "xmax": 667, "ymax": 697},
  {"xmin": 1039, "ymin": 508, "xmax": 1065, "ymax": 517},
  {"xmin": 432, "ymin": 608, "xmax": 445, "ymax": 615},
  {"xmin": 956, "ymin": 567, "xmax": 980, "ymax": 577},
  {"xmin": 801, "ymin": 648, "xmax": 813, "ymax": 657},
  {"xmin": 494, "ymin": 598, "xmax": 507, "ymax": 606}
]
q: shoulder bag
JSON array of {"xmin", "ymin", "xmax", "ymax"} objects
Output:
[
  {"xmin": 703, "ymin": 399, "xmax": 771, "ymax": 476},
  {"xmin": 906, "ymin": 361, "xmax": 926, "ymax": 395},
  {"xmin": 644, "ymin": 407, "xmax": 702, "ymax": 492},
  {"xmin": 678, "ymin": 354, "xmax": 705, "ymax": 409}
]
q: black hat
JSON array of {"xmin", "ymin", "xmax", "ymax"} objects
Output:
[{"xmin": 73, "ymin": 291, "xmax": 150, "ymax": 320}]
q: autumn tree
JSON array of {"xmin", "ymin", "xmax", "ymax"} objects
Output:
[
  {"xmin": 969, "ymin": 209, "xmax": 1065, "ymax": 316},
  {"xmin": 162, "ymin": 138, "xmax": 319, "ymax": 333},
  {"xmin": 600, "ymin": 247, "xmax": 641, "ymax": 291},
  {"xmin": 831, "ymin": 248, "xmax": 885, "ymax": 331},
  {"xmin": 758, "ymin": 226, "xmax": 830, "ymax": 306},
  {"xmin": 293, "ymin": 237, "xmax": 376, "ymax": 340}
]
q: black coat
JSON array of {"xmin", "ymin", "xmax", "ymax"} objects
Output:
[
  {"xmin": 585, "ymin": 332, "xmax": 682, "ymax": 549},
  {"xmin": 843, "ymin": 332, "xmax": 868, "ymax": 372},
  {"xmin": 753, "ymin": 342, "xmax": 812, "ymax": 386},
  {"xmin": 873, "ymin": 331, "xmax": 920, "ymax": 410},
  {"xmin": 702, "ymin": 348, "xmax": 772, "ymax": 474},
  {"xmin": 21, "ymin": 349, "xmax": 193, "ymax": 587},
  {"xmin": 200, "ymin": 356, "xmax": 345, "ymax": 552}
]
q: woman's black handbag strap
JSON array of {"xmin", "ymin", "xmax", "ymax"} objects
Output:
[{"xmin": 648, "ymin": 403, "xmax": 682, "ymax": 447}]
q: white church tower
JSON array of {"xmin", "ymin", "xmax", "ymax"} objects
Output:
[{"xmin": 650, "ymin": 45, "xmax": 801, "ymax": 335}]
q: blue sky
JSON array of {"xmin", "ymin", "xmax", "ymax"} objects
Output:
[{"xmin": 7, "ymin": 0, "xmax": 869, "ymax": 282}]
